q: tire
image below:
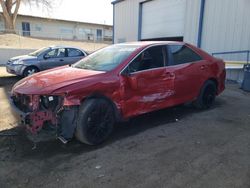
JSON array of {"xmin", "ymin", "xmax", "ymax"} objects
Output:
[
  {"xmin": 23, "ymin": 66, "xmax": 39, "ymax": 77},
  {"xmin": 194, "ymin": 80, "xmax": 217, "ymax": 109},
  {"xmin": 75, "ymin": 99, "xmax": 115, "ymax": 145}
]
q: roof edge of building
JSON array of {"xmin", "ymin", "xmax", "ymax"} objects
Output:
[
  {"xmin": 111, "ymin": 0, "xmax": 125, "ymax": 5},
  {"xmin": 0, "ymin": 11, "xmax": 113, "ymax": 28}
]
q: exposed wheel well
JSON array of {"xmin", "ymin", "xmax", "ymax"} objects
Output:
[
  {"xmin": 207, "ymin": 78, "xmax": 218, "ymax": 93},
  {"xmin": 83, "ymin": 94, "xmax": 122, "ymax": 122}
]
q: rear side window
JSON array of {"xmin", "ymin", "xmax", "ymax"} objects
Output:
[
  {"xmin": 128, "ymin": 46, "xmax": 165, "ymax": 73},
  {"xmin": 67, "ymin": 48, "xmax": 85, "ymax": 57},
  {"xmin": 169, "ymin": 45, "xmax": 202, "ymax": 65}
]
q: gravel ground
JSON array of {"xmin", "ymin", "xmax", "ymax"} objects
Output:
[{"xmin": 0, "ymin": 67, "xmax": 250, "ymax": 188}]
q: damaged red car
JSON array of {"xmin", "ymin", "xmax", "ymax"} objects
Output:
[{"xmin": 10, "ymin": 41, "xmax": 225, "ymax": 145}]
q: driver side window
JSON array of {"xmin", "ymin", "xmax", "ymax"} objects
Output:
[
  {"xmin": 128, "ymin": 45, "xmax": 165, "ymax": 73},
  {"xmin": 46, "ymin": 48, "xmax": 66, "ymax": 58}
]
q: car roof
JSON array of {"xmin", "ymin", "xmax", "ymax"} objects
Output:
[
  {"xmin": 116, "ymin": 41, "xmax": 186, "ymax": 47},
  {"xmin": 50, "ymin": 45, "xmax": 84, "ymax": 50}
]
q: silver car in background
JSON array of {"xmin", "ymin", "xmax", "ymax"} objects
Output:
[{"xmin": 6, "ymin": 46, "xmax": 88, "ymax": 77}]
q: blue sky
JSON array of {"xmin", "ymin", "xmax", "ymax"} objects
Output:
[{"xmin": 18, "ymin": 0, "xmax": 113, "ymax": 25}]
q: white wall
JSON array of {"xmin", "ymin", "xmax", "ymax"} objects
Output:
[
  {"xmin": 114, "ymin": 0, "xmax": 142, "ymax": 43},
  {"xmin": 114, "ymin": 0, "xmax": 250, "ymax": 57},
  {"xmin": 141, "ymin": 0, "xmax": 186, "ymax": 40},
  {"xmin": 0, "ymin": 15, "xmax": 113, "ymax": 41},
  {"xmin": 201, "ymin": 0, "xmax": 250, "ymax": 55},
  {"xmin": 114, "ymin": 0, "xmax": 187, "ymax": 43},
  {"xmin": 183, "ymin": 0, "xmax": 201, "ymax": 46},
  {"xmin": 183, "ymin": 0, "xmax": 250, "ymax": 59}
]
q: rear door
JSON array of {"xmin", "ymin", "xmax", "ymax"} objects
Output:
[
  {"xmin": 65, "ymin": 48, "xmax": 86, "ymax": 65},
  {"xmin": 167, "ymin": 44, "xmax": 208, "ymax": 103},
  {"xmin": 121, "ymin": 45, "xmax": 175, "ymax": 118}
]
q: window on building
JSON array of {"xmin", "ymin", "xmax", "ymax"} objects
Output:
[
  {"xmin": 22, "ymin": 22, "xmax": 30, "ymax": 36},
  {"xmin": 169, "ymin": 45, "xmax": 202, "ymax": 65},
  {"xmin": 79, "ymin": 28, "xmax": 92, "ymax": 34},
  {"xmin": 35, "ymin": 24, "xmax": 42, "ymax": 32},
  {"xmin": 128, "ymin": 46, "xmax": 165, "ymax": 73},
  {"xmin": 60, "ymin": 28, "xmax": 73, "ymax": 34},
  {"xmin": 96, "ymin": 29, "xmax": 102, "ymax": 41},
  {"xmin": 67, "ymin": 48, "xmax": 84, "ymax": 57}
]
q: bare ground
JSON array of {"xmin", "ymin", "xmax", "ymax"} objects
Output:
[
  {"xmin": 0, "ymin": 34, "xmax": 110, "ymax": 52},
  {"xmin": 0, "ymin": 67, "xmax": 250, "ymax": 188}
]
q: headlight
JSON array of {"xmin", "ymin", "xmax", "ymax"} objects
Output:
[{"xmin": 12, "ymin": 60, "xmax": 24, "ymax": 65}]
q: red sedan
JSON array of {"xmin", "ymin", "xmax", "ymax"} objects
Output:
[{"xmin": 10, "ymin": 41, "xmax": 226, "ymax": 145}]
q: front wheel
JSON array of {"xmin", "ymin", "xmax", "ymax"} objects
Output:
[
  {"xmin": 75, "ymin": 99, "xmax": 115, "ymax": 145},
  {"xmin": 23, "ymin": 66, "xmax": 39, "ymax": 77},
  {"xmin": 194, "ymin": 80, "xmax": 217, "ymax": 109}
]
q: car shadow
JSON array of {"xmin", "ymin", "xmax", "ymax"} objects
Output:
[
  {"xmin": 0, "ymin": 75, "xmax": 22, "ymax": 84},
  {"xmin": 0, "ymin": 97, "xmax": 226, "ymax": 162},
  {"xmin": 0, "ymin": 74, "xmax": 227, "ymax": 161}
]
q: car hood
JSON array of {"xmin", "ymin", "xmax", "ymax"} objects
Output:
[
  {"xmin": 12, "ymin": 66, "xmax": 105, "ymax": 95},
  {"xmin": 10, "ymin": 55, "xmax": 37, "ymax": 62}
]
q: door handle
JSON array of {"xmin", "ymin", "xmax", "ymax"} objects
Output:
[{"xmin": 59, "ymin": 59, "xmax": 64, "ymax": 62}]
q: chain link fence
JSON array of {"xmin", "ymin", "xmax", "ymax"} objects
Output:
[
  {"xmin": 0, "ymin": 28, "xmax": 112, "ymax": 52},
  {"xmin": 0, "ymin": 28, "xmax": 113, "ymax": 65}
]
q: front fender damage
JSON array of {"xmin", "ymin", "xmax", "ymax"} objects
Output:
[{"xmin": 11, "ymin": 93, "xmax": 80, "ymax": 143}]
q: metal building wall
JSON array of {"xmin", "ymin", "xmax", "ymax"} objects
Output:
[
  {"xmin": 114, "ymin": 0, "xmax": 198, "ymax": 44},
  {"xmin": 183, "ymin": 0, "xmax": 201, "ymax": 46},
  {"xmin": 114, "ymin": 0, "xmax": 188, "ymax": 43},
  {"xmin": 201, "ymin": 0, "xmax": 250, "ymax": 54},
  {"xmin": 114, "ymin": 0, "xmax": 141, "ymax": 43},
  {"xmin": 114, "ymin": 0, "xmax": 250, "ymax": 57}
]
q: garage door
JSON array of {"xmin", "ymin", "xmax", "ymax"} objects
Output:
[{"xmin": 141, "ymin": 0, "xmax": 186, "ymax": 40}]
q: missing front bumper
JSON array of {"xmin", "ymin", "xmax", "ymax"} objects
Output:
[{"xmin": 9, "ymin": 95, "xmax": 57, "ymax": 134}]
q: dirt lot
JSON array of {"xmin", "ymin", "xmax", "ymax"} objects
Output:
[{"xmin": 0, "ymin": 67, "xmax": 250, "ymax": 188}]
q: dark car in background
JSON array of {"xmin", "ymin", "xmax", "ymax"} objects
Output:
[{"xmin": 6, "ymin": 46, "xmax": 88, "ymax": 77}]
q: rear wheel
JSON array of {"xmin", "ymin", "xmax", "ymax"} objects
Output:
[
  {"xmin": 194, "ymin": 80, "xmax": 217, "ymax": 109},
  {"xmin": 75, "ymin": 99, "xmax": 115, "ymax": 145},
  {"xmin": 23, "ymin": 66, "xmax": 39, "ymax": 77}
]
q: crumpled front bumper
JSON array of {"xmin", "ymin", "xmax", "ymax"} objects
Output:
[{"xmin": 9, "ymin": 96, "xmax": 57, "ymax": 134}]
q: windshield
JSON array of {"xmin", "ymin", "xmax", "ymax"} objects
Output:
[
  {"xmin": 29, "ymin": 47, "xmax": 50, "ymax": 56},
  {"xmin": 73, "ymin": 45, "xmax": 140, "ymax": 71}
]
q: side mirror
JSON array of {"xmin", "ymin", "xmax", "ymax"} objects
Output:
[{"xmin": 121, "ymin": 67, "xmax": 138, "ymax": 90}]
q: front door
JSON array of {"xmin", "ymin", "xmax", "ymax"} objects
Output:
[
  {"xmin": 120, "ymin": 45, "xmax": 175, "ymax": 118},
  {"xmin": 40, "ymin": 48, "xmax": 67, "ymax": 70},
  {"xmin": 22, "ymin": 22, "xmax": 30, "ymax": 36}
]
